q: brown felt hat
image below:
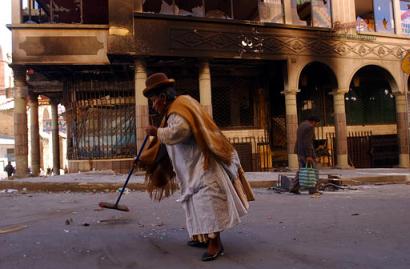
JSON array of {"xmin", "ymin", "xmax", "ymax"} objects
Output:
[{"xmin": 143, "ymin": 73, "xmax": 175, "ymax": 97}]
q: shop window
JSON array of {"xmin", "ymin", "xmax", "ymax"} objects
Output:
[
  {"xmin": 400, "ymin": 0, "xmax": 410, "ymax": 35},
  {"xmin": 346, "ymin": 87, "xmax": 396, "ymax": 124},
  {"xmin": 212, "ymin": 77, "xmax": 255, "ymax": 128},
  {"xmin": 66, "ymin": 76, "xmax": 136, "ymax": 159},
  {"xmin": 355, "ymin": 0, "xmax": 395, "ymax": 33},
  {"xmin": 258, "ymin": 0, "xmax": 285, "ymax": 23},
  {"xmin": 21, "ymin": 0, "xmax": 108, "ymax": 24},
  {"xmin": 346, "ymin": 73, "xmax": 396, "ymax": 125},
  {"xmin": 291, "ymin": 0, "xmax": 331, "ymax": 27},
  {"xmin": 6, "ymin": 149, "xmax": 15, "ymax": 162}
]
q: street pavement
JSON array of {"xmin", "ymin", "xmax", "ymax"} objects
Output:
[
  {"xmin": 1, "ymin": 184, "xmax": 410, "ymax": 269},
  {"xmin": 0, "ymin": 168, "xmax": 409, "ymax": 192}
]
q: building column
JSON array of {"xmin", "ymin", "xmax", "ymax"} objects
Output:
[
  {"xmin": 332, "ymin": 89, "xmax": 350, "ymax": 168},
  {"xmin": 395, "ymin": 93, "xmax": 409, "ymax": 168},
  {"xmin": 199, "ymin": 60, "xmax": 213, "ymax": 117},
  {"xmin": 283, "ymin": 90, "xmax": 298, "ymax": 170},
  {"xmin": 28, "ymin": 93, "xmax": 40, "ymax": 176},
  {"xmin": 11, "ymin": 0, "xmax": 22, "ymax": 24},
  {"xmin": 134, "ymin": 59, "xmax": 149, "ymax": 151},
  {"xmin": 64, "ymin": 105, "xmax": 72, "ymax": 172},
  {"xmin": 13, "ymin": 68, "xmax": 29, "ymax": 177},
  {"xmin": 393, "ymin": 0, "xmax": 403, "ymax": 35},
  {"xmin": 282, "ymin": 0, "xmax": 293, "ymax": 24},
  {"xmin": 50, "ymin": 98, "xmax": 60, "ymax": 175}
]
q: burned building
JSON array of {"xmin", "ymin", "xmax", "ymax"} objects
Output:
[{"xmin": 8, "ymin": 0, "xmax": 410, "ymax": 177}]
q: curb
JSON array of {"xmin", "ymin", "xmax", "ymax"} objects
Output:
[
  {"xmin": 0, "ymin": 182, "xmax": 146, "ymax": 193},
  {"xmin": 0, "ymin": 180, "xmax": 277, "ymax": 193},
  {"xmin": 341, "ymin": 175, "xmax": 409, "ymax": 186},
  {"xmin": 0, "ymin": 176, "xmax": 408, "ymax": 193}
]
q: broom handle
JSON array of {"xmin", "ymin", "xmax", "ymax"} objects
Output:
[{"xmin": 114, "ymin": 135, "xmax": 149, "ymax": 207}]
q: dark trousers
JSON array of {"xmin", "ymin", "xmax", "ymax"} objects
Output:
[{"xmin": 290, "ymin": 158, "xmax": 318, "ymax": 194}]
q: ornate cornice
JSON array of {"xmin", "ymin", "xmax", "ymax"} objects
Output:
[{"xmin": 170, "ymin": 27, "xmax": 410, "ymax": 60}]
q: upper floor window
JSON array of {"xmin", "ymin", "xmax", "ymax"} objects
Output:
[
  {"xmin": 291, "ymin": 0, "xmax": 332, "ymax": 27},
  {"xmin": 401, "ymin": 0, "xmax": 410, "ymax": 35},
  {"xmin": 142, "ymin": 0, "xmax": 285, "ymax": 23},
  {"xmin": 355, "ymin": 0, "xmax": 395, "ymax": 33},
  {"xmin": 259, "ymin": 0, "xmax": 285, "ymax": 23},
  {"xmin": 21, "ymin": 0, "xmax": 108, "ymax": 24}
]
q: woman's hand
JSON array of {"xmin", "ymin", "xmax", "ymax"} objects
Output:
[
  {"xmin": 145, "ymin": 125, "xmax": 158, "ymax": 137},
  {"xmin": 306, "ymin": 156, "xmax": 314, "ymax": 165}
]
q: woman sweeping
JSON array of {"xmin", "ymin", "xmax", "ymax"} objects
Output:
[{"xmin": 141, "ymin": 73, "xmax": 254, "ymax": 262}]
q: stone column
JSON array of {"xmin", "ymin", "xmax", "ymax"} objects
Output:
[
  {"xmin": 11, "ymin": 0, "xmax": 22, "ymax": 23},
  {"xmin": 51, "ymin": 98, "xmax": 60, "ymax": 175},
  {"xmin": 395, "ymin": 93, "xmax": 409, "ymax": 168},
  {"xmin": 283, "ymin": 90, "xmax": 298, "ymax": 170},
  {"xmin": 282, "ymin": 0, "xmax": 293, "ymax": 24},
  {"xmin": 199, "ymin": 60, "xmax": 213, "ymax": 117},
  {"xmin": 134, "ymin": 59, "xmax": 149, "ymax": 151},
  {"xmin": 392, "ymin": 0, "xmax": 403, "ymax": 35},
  {"xmin": 64, "ymin": 106, "xmax": 72, "ymax": 171},
  {"xmin": 28, "ymin": 93, "xmax": 40, "ymax": 176},
  {"xmin": 332, "ymin": 89, "xmax": 350, "ymax": 168},
  {"xmin": 13, "ymin": 68, "xmax": 28, "ymax": 177}
]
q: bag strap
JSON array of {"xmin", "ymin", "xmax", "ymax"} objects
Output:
[{"xmin": 304, "ymin": 163, "xmax": 314, "ymax": 169}]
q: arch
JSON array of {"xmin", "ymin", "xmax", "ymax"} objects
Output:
[
  {"xmin": 346, "ymin": 65, "xmax": 397, "ymax": 126},
  {"xmin": 347, "ymin": 64, "xmax": 399, "ymax": 93},
  {"xmin": 297, "ymin": 61, "xmax": 338, "ymax": 125},
  {"xmin": 296, "ymin": 60, "xmax": 339, "ymax": 91},
  {"xmin": 407, "ymin": 75, "xmax": 410, "ymax": 93}
]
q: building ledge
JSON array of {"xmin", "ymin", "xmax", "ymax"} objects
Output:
[{"xmin": 7, "ymin": 24, "xmax": 109, "ymax": 30}]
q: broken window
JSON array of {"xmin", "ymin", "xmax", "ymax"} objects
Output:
[
  {"xmin": 258, "ymin": 0, "xmax": 284, "ymax": 23},
  {"xmin": 175, "ymin": 0, "xmax": 204, "ymax": 16},
  {"xmin": 233, "ymin": 0, "xmax": 259, "ymax": 21},
  {"xmin": 291, "ymin": 0, "xmax": 331, "ymax": 27},
  {"xmin": 355, "ymin": 0, "xmax": 395, "ymax": 33},
  {"xmin": 205, "ymin": 0, "xmax": 232, "ymax": 19},
  {"xmin": 143, "ymin": 0, "xmax": 174, "ymax": 15},
  {"xmin": 143, "ymin": 0, "xmax": 230, "ymax": 19},
  {"xmin": 142, "ymin": 0, "xmax": 287, "ymax": 23},
  {"xmin": 400, "ymin": 0, "xmax": 410, "ymax": 35},
  {"xmin": 312, "ymin": 0, "xmax": 331, "ymax": 28},
  {"xmin": 21, "ymin": 0, "xmax": 108, "ymax": 24}
]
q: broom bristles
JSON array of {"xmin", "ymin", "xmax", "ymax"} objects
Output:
[{"xmin": 99, "ymin": 202, "xmax": 130, "ymax": 212}]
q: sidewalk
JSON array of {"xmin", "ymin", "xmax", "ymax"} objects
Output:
[{"xmin": 0, "ymin": 168, "xmax": 409, "ymax": 192}]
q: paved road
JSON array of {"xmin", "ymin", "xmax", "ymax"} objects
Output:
[{"xmin": 1, "ymin": 185, "xmax": 410, "ymax": 269}]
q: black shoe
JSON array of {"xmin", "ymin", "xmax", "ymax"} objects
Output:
[
  {"xmin": 201, "ymin": 248, "xmax": 224, "ymax": 262},
  {"xmin": 290, "ymin": 190, "xmax": 301, "ymax": 195},
  {"xmin": 187, "ymin": 240, "xmax": 208, "ymax": 248}
]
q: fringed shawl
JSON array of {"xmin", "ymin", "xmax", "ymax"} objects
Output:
[
  {"xmin": 140, "ymin": 95, "xmax": 252, "ymax": 201},
  {"xmin": 168, "ymin": 95, "xmax": 235, "ymax": 168}
]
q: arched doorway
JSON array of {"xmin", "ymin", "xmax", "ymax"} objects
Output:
[
  {"xmin": 297, "ymin": 62, "xmax": 337, "ymax": 125},
  {"xmin": 297, "ymin": 62, "xmax": 338, "ymax": 167},
  {"xmin": 347, "ymin": 65, "xmax": 398, "ymax": 167}
]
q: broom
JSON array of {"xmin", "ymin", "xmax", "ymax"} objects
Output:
[{"xmin": 99, "ymin": 135, "xmax": 149, "ymax": 212}]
